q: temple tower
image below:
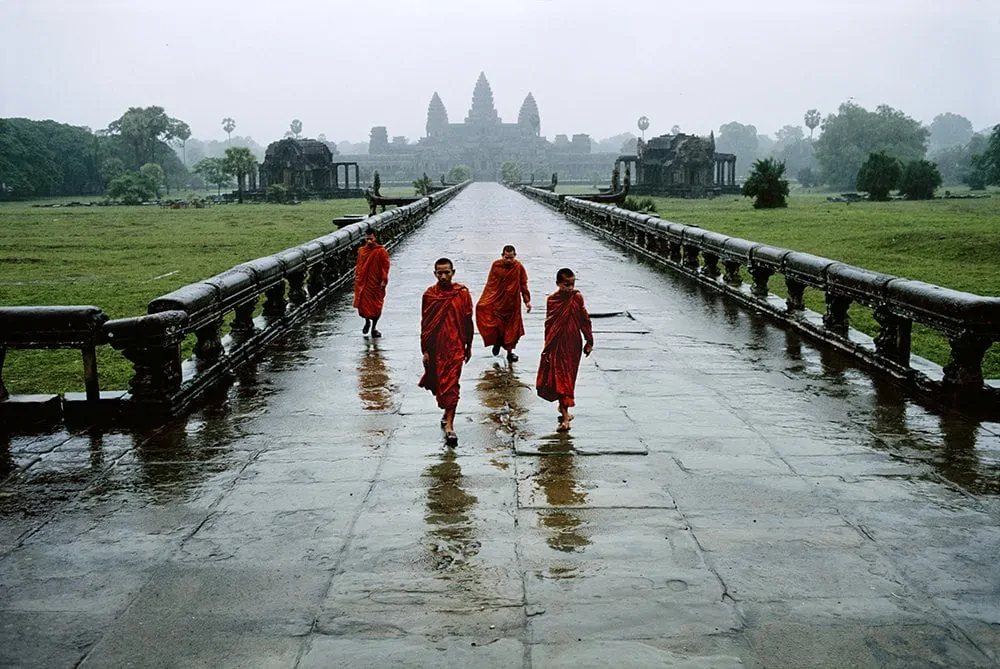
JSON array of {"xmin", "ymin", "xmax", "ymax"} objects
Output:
[
  {"xmin": 466, "ymin": 72, "xmax": 500, "ymax": 125},
  {"xmin": 517, "ymin": 93, "xmax": 541, "ymax": 136},
  {"xmin": 426, "ymin": 92, "xmax": 448, "ymax": 138}
]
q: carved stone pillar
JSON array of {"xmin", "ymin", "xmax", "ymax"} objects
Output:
[
  {"xmin": 194, "ymin": 320, "xmax": 223, "ymax": 359},
  {"xmin": 263, "ymin": 281, "xmax": 287, "ymax": 317},
  {"xmin": 105, "ymin": 311, "xmax": 188, "ymax": 408},
  {"xmin": 668, "ymin": 241, "xmax": 683, "ymax": 263},
  {"xmin": 0, "ymin": 345, "xmax": 8, "ymax": 401},
  {"xmin": 682, "ymin": 245, "xmax": 700, "ymax": 269},
  {"xmin": 749, "ymin": 266, "xmax": 773, "ymax": 297},
  {"xmin": 822, "ymin": 293, "xmax": 851, "ymax": 334},
  {"xmin": 307, "ymin": 265, "xmax": 325, "ymax": 297},
  {"xmin": 785, "ymin": 277, "xmax": 806, "ymax": 312},
  {"xmin": 723, "ymin": 261, "xmax": 742, "ymax": 286},
  {"xmin": 231, "ymin": 300, "xmax": 256, "ymax": 332},
  {"xmin": 872, "ymin": 305, "xmax": 912, "ymax": 365},
  {"xmin": 702, "ymin": 253, "xmax": 721, "ymax": 278},
  {"xmin": 942, "ymin": 333, "xmax": 991, "ymax": 389},
  {"xmin": 287, "ymin": 271, "xmax": 307, "ymax": 305}
]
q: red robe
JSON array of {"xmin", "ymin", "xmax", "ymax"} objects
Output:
[
  {"xmin": 353, "ymin": 243, "xmax": 390, "ymax": 319},
  {"xmin": 536, "ymin": 289, "xmax": 593, "ymax": 407},
  {"xmin": 418, "ymin": 283, "xmax": 474, "ymax": 410},
  {"xmin": 475, "ymin": 259, "xmax": 530, "ymax": 350}
]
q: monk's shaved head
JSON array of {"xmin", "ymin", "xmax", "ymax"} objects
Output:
[
  {"xmin": 556, "ymin": 268, "xmax": 575, "ymax": 283},
  {"xmin": 435, "ymin": 258, "xmax": 454, "ymax": 269},
  {"xmin": 502, "ymin": 245, "xmax": 516, "ymax": 254}
]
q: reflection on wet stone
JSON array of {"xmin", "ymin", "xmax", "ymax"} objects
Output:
[
  {"xmin": 535, "ymin": 443, "xmax": 591, "ymax": 553},
  {"xmin": 424, "ymin": 449, "xmax": 479, "ymax": 570},
  {"xmin": 356, "ymin": 340, "xmax": 395, "ymax": 412},
  {"xmin": 476, "ymin": 363, "xmax": 530, "ymax": 433}
]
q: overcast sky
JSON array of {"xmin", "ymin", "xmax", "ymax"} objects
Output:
[{"xmin": 1, "ymin": 0, "xmax": 997, "ymax": 145}]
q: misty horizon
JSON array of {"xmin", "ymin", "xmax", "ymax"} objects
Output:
[{"xmin": 1, "ymin": 0, "xmax": 997, "ymax": 147}]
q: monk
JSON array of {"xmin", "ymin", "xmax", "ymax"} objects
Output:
[
  {"xmin": 536, "ymin": 268, "xmax": 594, "ymax": 432},
  {"xmin": 475, "ymin": 245, "xmax": 531, "ymax": 362},
  {"xmin": 353, "ymin": 229, "xmax": 390, "ymax": 337},
  {"xmin": 419, "ymin": 257, "xmax": 474, "ymax": 447}
]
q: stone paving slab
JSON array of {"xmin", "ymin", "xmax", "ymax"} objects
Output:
[{"xmin": 2, "ymin": 184, "xmax": 1000, "ymax": 667}]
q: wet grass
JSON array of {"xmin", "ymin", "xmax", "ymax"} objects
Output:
[
  {"xmin": 1, "ymin": 198, "xmax": 370, "ymax": 393},
  {"xmin": 646, "ymin": 190, "xmax": 1000, "ymax": 377}
]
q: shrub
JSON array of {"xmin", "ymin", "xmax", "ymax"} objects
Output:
[
  {"xmin": 267, "ymin": 183, "xmax": 288, "ymax": 203},
  {"xmin": 856, "ymin": 151, "xmax": 901, "ymax": 201},
  {"xmin": 741, "ymin": 158, "xmax": 790, "ymax": 209},
  {"xmin": 898, "ymin": 160, "xmax": 942, "ymax": 200},
  {"xmin": 797, "ymin": 166, "xmax": 817, "ymax": 188},
  {"xmin": 106, "ymin": 171, "xmax": 158, "ymax": 205}
]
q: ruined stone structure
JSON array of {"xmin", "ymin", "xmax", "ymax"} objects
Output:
[
  {"xmin": 341, "ymin": 72, "xmax": 614, "ymax": 182},
  {"xmin": 627, "ymin": 133, "xmax": 740, "ymax": 197},
  {"xmin": 256, "ymin": 138, "xmax": 363, "ymax": 199}
]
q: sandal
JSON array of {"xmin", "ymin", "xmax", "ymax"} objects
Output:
[
  {"xmin": 371, "ymin": 330, "xmax": 382, "ymax": 338},
  {"xmin": 556, "ymin": 422, "xmax": 571, "ymax": 433},
  {"xmin": 445, "ymin": 431, "xmax": 459, "ymax": 447},
  {"xmin": 362, "ymin": 321, "xmax": 371, "ymax": 334}
]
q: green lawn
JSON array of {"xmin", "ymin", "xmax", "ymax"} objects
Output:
[
  {"xmin": 1, "ymin": 198, "xmax": 370, "ymax": 393},
  {"xmin": 645, "ymin": 191, "xmax": 1000, "ymax": 377}
]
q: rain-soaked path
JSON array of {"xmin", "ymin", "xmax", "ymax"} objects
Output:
[{"xmin": 2, "ymin": 183, "xmax": 1000, "ymax": 667}]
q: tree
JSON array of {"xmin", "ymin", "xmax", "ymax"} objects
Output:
[
  {"xmin": 500, "ymin": 161, "xmax": 521, "ymax": 184},
  {"xmin": 813, "ymin": 102, "xmax": 928, "ymax": 189},
  {"xmin": 170, "ymin": 120, "xmax": 191, "ymax": 167},
  {"xmin": 619, "ymin": 137, "xmax": 638, "ymax": 154},
  {"xmin": 413, "ymin": 172, "xmax": 433, "ymax": 195},
  {"xmin": 100, "ymin": 157, "xmax": 126, "ymax": 187},
  {"xmin": 223, "ymin": 147, "xmax": 258, "ymax": 203},
  {"xmin": 289, "ymin": 119, "xmax": 303, "ymax": 139},
  {"xmin": 106, "ymin": 171, "xmax": 158, "ymax": 204},
  {"xmin": 804, "ymin": 109, "xmax": 821, "ymax": 138},
  {"xmin": 716, "ymin": 122, "xmax": 759, "ymax": 178},
  {"xmin": 222, "ymin": 117, "xmax": 236, "ymax": 145},
  {"xmin": 970, "ymin": 124, "xmax": 1000, "ymax": 187},
  {"xmin": 447, "ymin": 165, "xmax": 471, "ymax": 182},
  {"xmin": 193, "ymin": 157, "xmax": 231, "ymax": 195},
  {"xmin": 856, "ymin": 151, "xmax": 902, "ymax": 201},
  {"xmin": 898, "ymin": 159, "xmax": 942, "ymax": 200},
  {"xmin": 741, "ymin": 158, "xmax": 789, "ymax": 209},
  {"xmin": 797, "ymin": 166, "xmax": 817, "ymax": 188},
  {"xmin": 928, "ymin": 113, "xmax": 974, "ymax": 153},
  {"xmin": 107, "ymin": 106, "xmax": 178, "ymax": 168},
  {"xmin": 139, "ymin": 163, "xmax": 165, "ymax": 198}
]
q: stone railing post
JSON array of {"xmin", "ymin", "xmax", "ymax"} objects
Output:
[
  {"xmin": 104, "ymin": 310, "xmax": 188, "ymax": 409},
  {"xmin": 785, "ymin": 277, "xmax": 806, "ymax": 312},
  {"xmin": 822, "ymin": 293, "xmax": 852, "ymax": 334},
  {"xmin": 263, "ymin": 281, "xmax": 287, "ymax": 317},
  {"xmin": 682, "ymin": 244, "xmax": 700, "ymax": 270},
  {"xmin": 872, "ymin": 305, "xmax": 912, "ymax": 366},
  {"xmin": 231, "ymin": 299, "xmax": 257, "ymax": 332},
  {"xmin": 307, "ymin": 265, "xmax": 325, "ymax": 297},
  {"xmin": 723, "ymin": 261, "xmax": 742, "ymax": 286},
  {"xmin": 287, "ymin": 271, "xmax": 307, "ymax": 305},
  {"xmin": 749, "ymin": 266, "xmax": 773, "ymax": 298},
  {"xmin": 701, "ymin": 253, "xmax": 721, "ymax": 278},
  {"xmin": 0, "ymin": 345, "xmax": 8, "ymax": 401},
  {"xmin": 942, "ymin": 333, "xmax": 992, "ymax": 390},
  {"xmin": 194, "ymin": 320, "xmax": 223, "ymax": 360}
]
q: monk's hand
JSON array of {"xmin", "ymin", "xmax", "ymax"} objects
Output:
[
  {"xmin": 525, "ymin": 301, "xmax": 532, "ymax": 313},
  {"xmin": 464, "ymin": 347, "xmax": 472, "ymax": 362},
  {"xmin": 422, "ymin": 352, "xmax": 430, "ymax": 366},
  {"xmin": 584, "ymin": 342, "xmax": 593, "ymax": 357}
]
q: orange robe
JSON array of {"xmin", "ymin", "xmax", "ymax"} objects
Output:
[
  {"xmin": 419, "ymin": 283, "xmax": 474, "ymax": 410},
  {"xmin": 536, "ymin": 290, "xmax": 593, "ymax": 407},
  {"xmin": 475, "ymin": 259, "xmax": 530, "ymax": 350},
  {"xmin": 353, "ymin": 243, "xmax": 390, "ymax": 319}
]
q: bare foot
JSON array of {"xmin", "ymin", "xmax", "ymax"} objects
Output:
[
  {"xmin": 556, "ymin": 421, "xmax": 571, "ymax": 432},
  {"xmin": 566, "ymin": 413, "xmax": 575, "ymax": 422}
]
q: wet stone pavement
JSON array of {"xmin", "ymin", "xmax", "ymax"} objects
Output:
[{"xmin": 2, "ymin": 182, "xmax": 1000, "ymax": 668}]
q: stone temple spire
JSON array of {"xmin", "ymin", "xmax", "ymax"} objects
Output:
[
  {"xmin": 517, "ymin": 92, "xmax": 540, "ymax": 136},
  {"xmin": 426, "ymin": 92, "xmax": 448, "ymax": 138},
  {"xmin": 466, "ymin": 72, "xmax": 500, "ymax": 125}
]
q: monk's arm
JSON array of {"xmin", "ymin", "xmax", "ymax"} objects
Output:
[
  {"xmin": 577, "ymin": 294, "xmax": 594, "ymax": 348},
  {"xmin": 380, "ymin": 249, "xmax": 390, "ymax": 285},
  {"xmin": 520, "ymin": 265, "xmax": 531, "ymax": 310},
  {"xmin": 420, "ymin": 293, "xmax": 432, "ymax": 354}
]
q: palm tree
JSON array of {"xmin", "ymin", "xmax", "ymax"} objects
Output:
[
  {"xmin": 222, "ymin": 117, "xmax": 236, "ymax": 145},
  {"xmin": 804, "ymin": 109, "xmax": 821, "ymax": 139}
]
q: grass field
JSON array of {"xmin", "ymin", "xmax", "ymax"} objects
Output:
[
  {"xmin": 2, "ymin": 189, "xmax": 999, "ymax": 394},
  {"xmin": 1, "ymin": 198, "xmax": 371, "ymax": 393}
]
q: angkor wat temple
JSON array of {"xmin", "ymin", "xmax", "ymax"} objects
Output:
[{"xmin": 341, "ymin": 72, "xmax": 612, "ymax": 182}]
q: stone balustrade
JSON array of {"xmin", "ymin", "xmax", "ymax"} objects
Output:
[
  {"xmin": 517, "ymin": 185, "xmax": 1000, "ymax": 403},
  {"xmin": 0, "ymin": 182, "xmax": 468, "ymax": 426}
]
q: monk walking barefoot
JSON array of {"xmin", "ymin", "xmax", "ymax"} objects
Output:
[
  {"xmin": 354, "ymin": 229, "xmax": 390, "ymax": 337},
  {"xmin": 536, "ymin": 268, "xmax": 594, "ymax": 432},
  {"xmin": 476, "ymin": 245, "xmax": 531, "ymax": 363},
  {"xmin": 419, "ymin": 258, "xmax": 474, "ymax": 447}
]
